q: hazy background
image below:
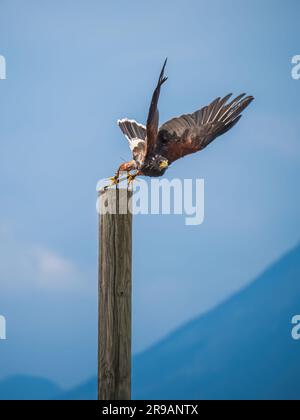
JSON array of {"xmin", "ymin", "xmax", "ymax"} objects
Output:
[{"xmin": 0, "ymin": 0, "xmax": 299, "ymax": 389}]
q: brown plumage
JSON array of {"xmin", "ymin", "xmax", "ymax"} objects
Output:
[{"xmin": 111, "ymin": 59, "xmax": 254, "ymax": 185}]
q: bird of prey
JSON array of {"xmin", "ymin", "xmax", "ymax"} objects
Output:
[{"xmin": 107, "ymin": 59, "xmax": 253, "ymax": 187}]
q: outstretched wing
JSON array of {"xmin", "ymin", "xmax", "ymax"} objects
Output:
[
  {"xmin": 146, "ymin": 58, "xmax": 168, "ymax": 156},
  {"xmin": 156, "ymin": 94, "xmax": 254, "ymax": 164},
  {"xmin": 118, "ymin": 118, "xmax": 147, "ymax": 166}
]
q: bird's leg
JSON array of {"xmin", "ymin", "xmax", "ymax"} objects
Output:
[
  {"xmin": 127, "ymin": 170, "xmax": 142, "ymax": 186},
  {"xmin": 108, "ymin": 170, "xmax": 121, "ymax": 186},
  {"xmin": 105, "ymin": 161, "xmax": 137, "ymax": 190},
  {"xmin": 103, "ymin": 169, "xmax": 121, "ymax": 190}
]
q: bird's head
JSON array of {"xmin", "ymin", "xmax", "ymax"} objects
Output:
[
  {"xmin": 142, "ymin": 155, "xmax": 169, "ymax": 177},
  {"xmin": 156, "ymin": 156, "xmax": 169, "ymax": 171}
]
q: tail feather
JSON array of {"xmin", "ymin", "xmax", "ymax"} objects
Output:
[{"xmin": 117, "ymin": 119, "xmax": 146, "ymax": 142}]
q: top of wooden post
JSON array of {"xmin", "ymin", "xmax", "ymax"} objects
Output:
[{"xmin": 98, "ymin": 188, "xmax": 132, "ymax": 216}]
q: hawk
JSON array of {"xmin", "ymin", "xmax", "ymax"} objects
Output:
[{"xmin": 108, "ymin": 59, "xmax": 254, "ymax": 186}]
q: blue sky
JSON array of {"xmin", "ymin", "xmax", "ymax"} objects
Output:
[{"xmin": 0, "ymin": 0, "xmax": 300, "ymax": 388}]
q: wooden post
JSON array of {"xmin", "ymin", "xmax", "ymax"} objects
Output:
[{"xmin": 98, "ymin": 188, "xmax": 132, "ymax": 400}]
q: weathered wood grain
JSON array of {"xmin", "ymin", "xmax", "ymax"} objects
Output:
[{"xmin": 98, "ymin": 188, "xmax": 132, "ymax": 400}]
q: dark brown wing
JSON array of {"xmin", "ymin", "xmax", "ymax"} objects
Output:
[
  {"xmin": 146, "ymin": 58, "xmax": 168, "ymax": 155},
  {"xmin": 156, "ymin": 94, "xmax": 254, "ymax": 164}
]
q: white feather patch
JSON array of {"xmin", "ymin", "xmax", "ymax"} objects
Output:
[{"xmin": 128, "ymin": 138, "xmax": 145, "ymax": 151}]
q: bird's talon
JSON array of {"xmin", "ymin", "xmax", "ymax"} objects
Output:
[
  {"xmin": 103, "ymin": 174, "xmax": 120, "ymax": 190},
  {"xmin": 109, "ymin": 175, "xmax": 119, "ymax": 185},
  {"xmin": 127, "ymin": 173, "xmax": 137, "ymax": 185}
]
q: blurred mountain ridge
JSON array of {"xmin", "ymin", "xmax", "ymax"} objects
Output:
[{"xmin": 1, "ymin": 242, "xmax": 300, "ymax": 400}]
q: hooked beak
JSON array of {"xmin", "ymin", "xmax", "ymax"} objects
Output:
[{"xmin": 159, "ymin": 159, "xmax": 169, "ymax": 169}]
